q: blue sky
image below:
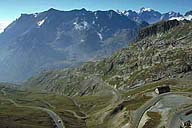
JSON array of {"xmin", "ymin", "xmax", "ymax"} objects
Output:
[{"xmin": 0, "ymin": 0, "xmax": 192, "ymax": 22}]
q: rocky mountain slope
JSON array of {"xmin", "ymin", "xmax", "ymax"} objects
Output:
[
  {"xmin": 25, "ymin": 20, "xmax": 192, "ymax": 96},
  {"xmin": 0, "ymin": 8, "xmax": 146, "ymax": 82},
  {"xmin": 1, "ymin": 8, "xmax": 191, "ymax": 83},
  {"xmin": 169, "ymin": 10, "xmax": 192, "ymax": 21}
]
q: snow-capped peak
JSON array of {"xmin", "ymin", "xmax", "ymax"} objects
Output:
[
  {"xmin": 116, "ymin": 10, "xmax": 122, "ymax": 15},
  {"xmin": 33, "ymin": 13, "xmax": 38, "ymax": 18},
  {"xmin": 122, "ymin": 10, "xmax": 130, "ymax": 16},
  {"xmin": 116, "ymin": 10, "xmax": 137, "ymax": 17},
  {"xmin": 169, "ymin": 15, "xmax": 192, "ymax": 21},
  {"xmin": 168, "ymin": 11, "xmax": 181, "ymax": 16},
  {"xmin": 116, "ymin": 10, "xmax": 129, "ymax": 16},
  {"xmin": 168, "ymin": 11, "xmax": 175, "ymax": 15},
  {"xmin": 139, "ymin": 7, "xmax": 152, "ymax": 13},
  {"xmin": 186, "ymin": 15, "xmax": 192, "ymax": 20},
  {"xmin": 185, "ymin": 11, "xmax": 192, "ymax": 16}
]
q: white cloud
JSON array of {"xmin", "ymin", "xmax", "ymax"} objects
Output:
[{"xmin": 0, "ymin": 21, "xmax": 11, "ymax": 33}]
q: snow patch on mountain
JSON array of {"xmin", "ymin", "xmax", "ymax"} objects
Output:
[
  {"xmin": 139, "ymin": 7, "xmax": 152, "ymax": 13},
  {"xmin": 94, "ymin": 12, "xmax": 99, "ymax": 19},
  {"xmin": 73, "ymin": 21, "xmax": 89, "ymax": 30},
  {"xmin": 119, "ymin": 10, "xmax": 130, "ymax": 16},
  {"xmin": 170, "ymin": 15, "xmax": 192, "ymax": 21},
  {"xmin": 33, "ymin": 13, "xmax": 38, "ymax": 18},
  {"xmin": 80, "ymin": 39, "xmax": 85, "ymax": 42},
  {"xmin": 169, "ymin": 17, "xmax": 184, "ymax": 21},
  {"xmin": 123, "ymin": 11, "xmax": 129, "ymax": 16},
  {"xmin": 97, "ymin": 32, "xmax": 103, "ymax": 40},
  {"xmin": 186, "ymin": 15, "xmax": 192, "ymax": 20},
  {"xmin": 37, "ymin": 18, "xmax": 46, "ymax": 27}
]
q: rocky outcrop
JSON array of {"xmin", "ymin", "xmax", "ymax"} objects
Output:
[{"xmin": 137, "ymin": 20, "xmax": 180, "ymax": 40}]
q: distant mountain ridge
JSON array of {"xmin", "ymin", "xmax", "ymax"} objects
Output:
[
  {"xmin": 0, "ymin": 8, "xmax": 146, "ymax": 82},
  {"xmin": 0, "ymin": 7, "xmax": 191, "ymax": 83},
  {"xmin": 117, "ymin": 7, "xmax": 192, "ymax": 24}
]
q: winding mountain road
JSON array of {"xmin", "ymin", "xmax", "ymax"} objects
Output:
[
  {"xmin": 130, "ymin": 92, "xmax": 192, "ymax": 128},
  {"xmin": 1, "ymin": 87, "xmax": 6, "ymax": 96},
  {"xmin": 68, "ymin": 97, "xmax": 89, "ymax": 119},
  {"xmin": 64, "ymin": 109, "xmax": 89, "ymax": 120},
  {"xmin": 1, "ymin": 88, "xmax": 65, "ymax": 128},
  {"xmin": 90, "ymin": 75, "xmax": 121, "ymax": 103}
]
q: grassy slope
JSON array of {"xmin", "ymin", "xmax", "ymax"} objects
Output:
[
  {"xmin": 0, "ymin": 99, "xmax": 53, "ymax": 128},
  {"xmin": 1, "ymin": 78, "xmax": 192, "ymax": 127},
  {"xmin": 0, "ymin": 85, "xmax": 115, "ymax": 128}
]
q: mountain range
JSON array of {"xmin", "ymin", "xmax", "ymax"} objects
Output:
[
  {"xmin": 0, "ymin": 7, "xmax": 191, "ymax": 82},
  {"xmin": 24, "ymin": 20, "xmax": 192, "ymax": 96},
  {"xmin": 117, "ymin": 7, "xmax": 192, "ymax": 24},
  {"xmin": 0, "ymin": 7, "xmax": 192, "ymax": 128},
  {"xmin": 0, "ymin": 8, "xmax": 147, "ymax": 82}
]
